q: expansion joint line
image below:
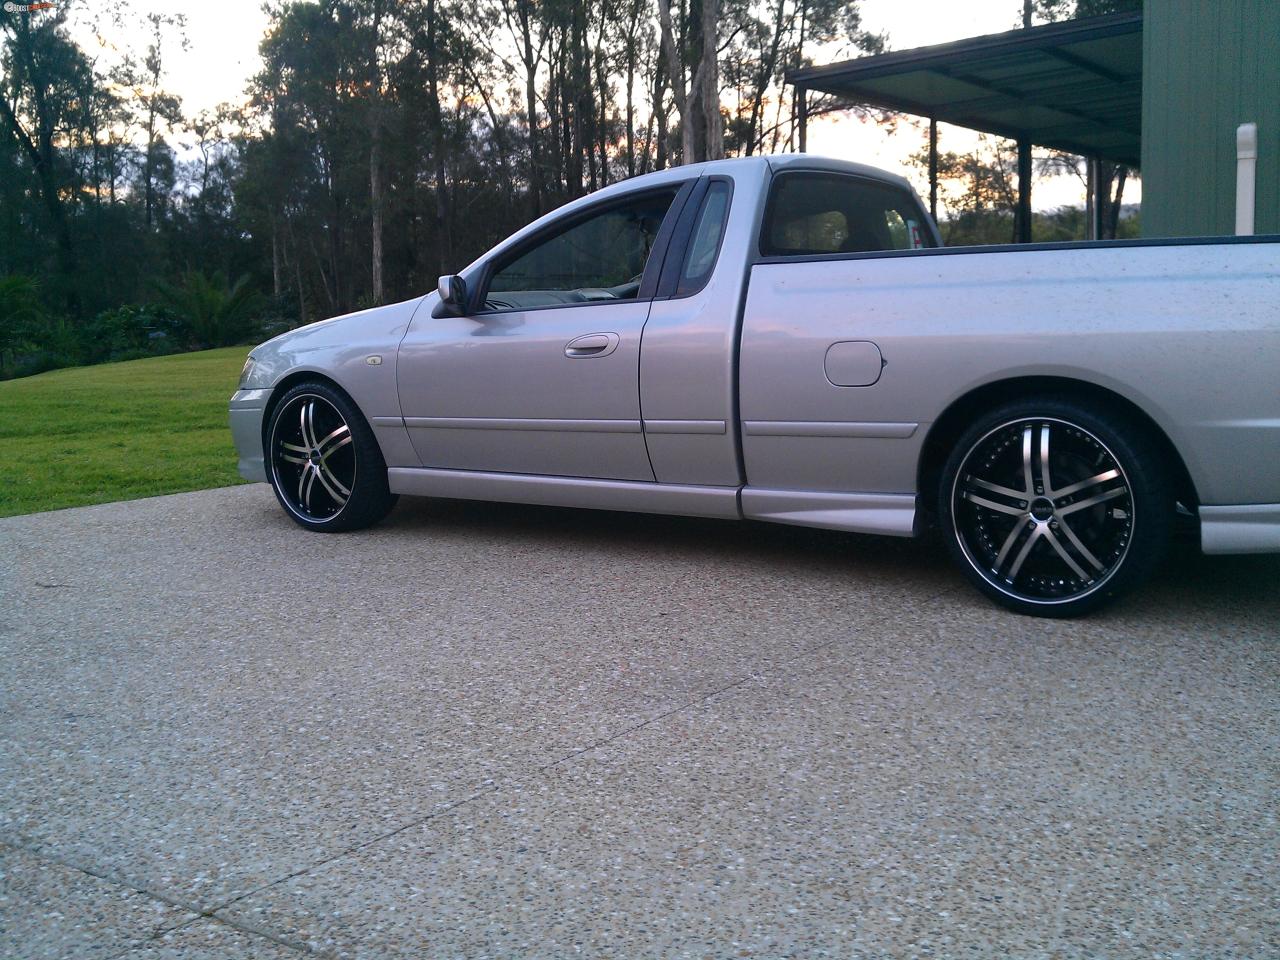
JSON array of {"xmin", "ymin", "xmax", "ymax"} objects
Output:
[{"xmin": 0, "ymin": 838, "xmax": 320, "ymax": 958}]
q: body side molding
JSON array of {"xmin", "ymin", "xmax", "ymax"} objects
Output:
[
  {"xmin": 643, "ymin": 419, "xmax": 728, "ymax": 435},
  {"xmin": 402, "ymin": 416, "xmax": 641, "ymax": 434},
  {"xmin": 742, "ymin": 420, "xmax": 919, "ymax": 439}
]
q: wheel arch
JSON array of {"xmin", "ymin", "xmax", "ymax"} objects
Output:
[{"xmin": 917, "ymin": 376, "xmax": 1199, "ymax": 522}]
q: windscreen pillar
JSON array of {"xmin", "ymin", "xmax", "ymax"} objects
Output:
[{"xmin": 1016, "ymin": 137, "xmax": 1033, "ymax": 243}]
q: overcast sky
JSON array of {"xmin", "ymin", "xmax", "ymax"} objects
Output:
[{"xmin": 73, "ymin": 0, "xmax": 1126, "ymax": 210}]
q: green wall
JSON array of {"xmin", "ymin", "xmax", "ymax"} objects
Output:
[{"xmin": 1141, "ymin": 0, "xmax": 1280, "ymax": 237}]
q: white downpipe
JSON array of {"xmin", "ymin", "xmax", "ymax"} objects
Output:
[{"xmin": 1235, "ymin": 122, "xmax": 1258, "ymax": 236}]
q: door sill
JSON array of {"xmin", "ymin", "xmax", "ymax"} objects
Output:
[{"xmin": 387, "ymin": 467, "xmax": 741, "ymax": 520}]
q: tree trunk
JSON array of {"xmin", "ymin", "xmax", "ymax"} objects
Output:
[
  {"xmin": 570, "ymin": 4, "xmax": 589, "ymax": 197},
  {"xmin": 699, "ymin": 0, "xmax": 722, "ymax": 161},
  {"xmin": 746, "ymin": 0, "xmax": 787, "ymax": 156},
  {"xmin": 595, "ymin": 23, "xmax": 609, "ymax": 187},
  {"xmin": 369, "ymin": 0, "xmax": 385, "ymax": 304},
  {"xmin": 516, "ymin": 1, "xmax": 544, "ymax": 216},
  {"xmin": 658, "ymin": 0, "xmax": 720, "ymax": 164},
  {"xmin": 656, "ymin": 0, "xmax": 688, "ymax": 163},
  {"xmin": 425, "ymin": 0, "xmax": 453, "ymax": 271},
  {"xmin": 294, "ymin": 245, "xmax": 307, "ymax": 326},
  {"xmin": 653, "ymin": 45, "xmax": 669, "ymax": 171},
  {"xmin": 624, "ymin": 0, "xmax": 639, "ymax": 178},
  {"xmin": 1103, "ymin": 165, "xmax": 1129, "ymax": 239},
  {"xmin": 271, "ymin": 216, "xmax": 282, "ymax": 298},
  {"xmin": 370, "ymin": 130, "xmax": 384, "ymax": 303},
  {"xmin": 144, "ymin": 103, "xmax": 157, "ymax": 228}
]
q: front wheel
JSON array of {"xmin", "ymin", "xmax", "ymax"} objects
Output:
[
  {"xmin": 939, "ymin": 398, "xmax": 1173, "ymax": 617},
  {"xmin": 265, "ymin": 381, "xmax": 397, "ymax": 532}
]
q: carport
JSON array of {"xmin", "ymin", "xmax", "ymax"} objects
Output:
[{"xmin": 788, "ymin": 11, "xmax": 1142, "ymax": 241}]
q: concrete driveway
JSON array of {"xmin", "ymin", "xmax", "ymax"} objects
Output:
[{"xmin": 2, "ymin": 484, "xmax": 1277, "ymax": 959}]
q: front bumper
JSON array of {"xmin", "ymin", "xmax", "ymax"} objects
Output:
[
  {"xmin": 229, "ymin": 388, "xmax": 270, "ymax": 483},
  {"xmin": 1200, "ymin": 504, "xmax": 1280, "ymax": 554}
]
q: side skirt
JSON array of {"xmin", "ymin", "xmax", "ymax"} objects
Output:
[
  {"xmin": 1200, "ymin": 504, "xmax": 1280, "ymax": 554},
  {"xmin": 387, "ymin": 467, "xmax": 741, "ymax": 520},
  {"xmin": 387, "ymin": 467, "xmax": 919, "ymax": 538},
  {"xmin": 741, "ymin": 487, "xmax": 918, "ymax": 537}
]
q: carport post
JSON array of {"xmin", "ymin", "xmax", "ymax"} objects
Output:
[
  {"xmin": 1016, "ymin": 137, "xmax": 1033, "ymax": 243},
  {"xmin": 797, "ymin": 86, "xmax": 808, "ymax": 152},
  {"xmin": 929, "ymin": 118, "xmax": 939, "ymax": 222},
  {"xmin": 1086, "ymin": 155, "xmax": 1098, "ymax": 240}
]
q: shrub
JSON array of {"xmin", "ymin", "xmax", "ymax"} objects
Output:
[
  {"xmin": 1, "ymin": 284, "xmax": 189, "ymax": 379},
  {"xmin": 81, "ymin": 305, "xmax": 179, "ymax": 363},
  {"xmin": 0, "ymin": 274, "xmax": 48, "ymax": 374},
  {"xmin": 152, "ymin": 270, "xmax": 265, "ymax": 349}
]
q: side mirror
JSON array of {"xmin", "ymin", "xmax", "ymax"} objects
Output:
[{"xmin": 433, "ymin": 274, "xmax": 467, "ymax": 318}]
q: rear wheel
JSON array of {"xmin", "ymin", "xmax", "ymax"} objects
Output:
[
  {"xmin": 265, "ymin": 381, "xmax": 397, "ymax": 532},
  {"xmin": 939, "ymin": 397, "xmax": 1172, "ymax": 617}
]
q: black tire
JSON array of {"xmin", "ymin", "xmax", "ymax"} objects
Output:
[
  {"xmin": 938, "ymin": 396, "xmax": 1172, "ymax": 617},
  {"xmin": 264, "ymin": 380, "xmax": 397, "ymax": 532}
]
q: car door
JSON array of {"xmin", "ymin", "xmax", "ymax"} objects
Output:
[
  {"xmin": 397, "ymin": 182, "xmax": 692, "ymax": 481},
  {"xmin": 739, "ymin": 169, "xmax": 939, "ymax": 497}
]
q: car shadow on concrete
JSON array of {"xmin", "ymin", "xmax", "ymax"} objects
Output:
[{"xmin": 382, "ymin": 494, "xmax": 1280, "ymax": 627}]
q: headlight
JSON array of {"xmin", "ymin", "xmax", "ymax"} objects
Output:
[{"xmin": 238, "ymin": 355, "xmax": 258, "ymax": 388}]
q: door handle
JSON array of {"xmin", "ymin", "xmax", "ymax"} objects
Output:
[{"xmin": 564, "ymin": 332, "xmax": 620, "ymax": 358}]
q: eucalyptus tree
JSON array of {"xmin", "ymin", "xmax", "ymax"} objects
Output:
[
  {"xmin": 657, "ymin": 0, "xmax": 722, "ymax": 163},
  {"xmin": 0, "ymin": 7, "xmax": 91, "ymax": 295},
  {"xmin": 128, "ymin": 12, "xmax": 188, "ymax": 228}
]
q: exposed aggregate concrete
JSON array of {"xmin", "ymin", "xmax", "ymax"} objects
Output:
[{"xmin": 1, "ymin": 484, "xmax": 1276, "ymax": 958}]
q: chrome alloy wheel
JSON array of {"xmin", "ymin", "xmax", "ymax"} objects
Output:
[
  {"xmin": 950, "ymin": 417, "xmax": 1135, "ymax": 605},
  {"xmin": 269, "ymin": 393, "xmax": 356, "ymax": 523}
]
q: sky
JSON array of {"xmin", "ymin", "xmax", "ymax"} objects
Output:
[{"xmin": 71, "ymin": 0, "xmax": 1130, "ymax": 211}]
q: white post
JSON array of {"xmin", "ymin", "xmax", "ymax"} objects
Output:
[{"xmin": 1235, "ymin": 122, "xmax": 1258, "ymax": 236}]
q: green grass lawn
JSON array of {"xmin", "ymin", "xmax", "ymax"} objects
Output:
[{"xmin": 0, "ymin": 347, "xmax": 252, "ymax": 518}]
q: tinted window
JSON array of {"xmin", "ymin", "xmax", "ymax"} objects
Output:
[
  {"xmin": 761, "ymin": 172, "xmax": 933, "ymax": 257},
  {"xmin": 679, "ymin": 181, "xmax": 731, "ymax": 292},
  {"xmin": 484, "ymin": 190, "xmax": 678, "ymax": 310}
]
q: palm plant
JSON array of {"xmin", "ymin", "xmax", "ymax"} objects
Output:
[
  {"xmin": 0, "ymin": 274, "xmax": 48, "ymax": 375},
  {"xmin": 152, "ymin": 270, "xmax": 264, "ymax": 349}
]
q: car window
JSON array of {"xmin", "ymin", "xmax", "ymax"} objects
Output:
[
  {"xmin": 484, "ymin": 189, "xmax": 679, "ymax": 311},
  {"xmin": 678, "ymin": 181, "xmax": 731, "ymax": 292},
  {"xmin": 760, "ymin": 172, "xmax": 934, "ymax": 257}
]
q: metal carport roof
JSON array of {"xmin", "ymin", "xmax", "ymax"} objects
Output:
[{"xmin": 788, "ymin": 11, "xmax": 1143, "ymax": 168}]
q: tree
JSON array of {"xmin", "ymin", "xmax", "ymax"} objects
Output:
[
  {"xmin": 8, "ymin": 0, "xmax": 901, "ymax": 376},
  {"xmin": 908, "ymin": 134, "xmax": 1023, "ymax": 245},
  {"xmin": 1033, "ymin": 0, "xmax": 1140, "ymax": 20},
  {"xmin": 128, "ymin": 12, "xmax": 188, "ymax": 228},
  {"xmin": 657, "ymin": 0, "xmax": 722, "ymax": 164},
  {"xmin": 0, "ymin": 8, "xmax": 90, "ymax": 301},
  {"xmin": 723, "ymin": 0, "xmax": 884, "ymax": 157},
  {"xmin": 1029, "ymin": 0, "xmax": 1139, "ymax": 238}
]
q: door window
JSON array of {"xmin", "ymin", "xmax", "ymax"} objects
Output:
[
  {"xmin": 676, "ymin": 180, "xmax": 732, "ymax": 295},
  {"xmin": 760, "ymin": 172, "xmax": 934, "ymax": 257},
  {"xmin": 483, "ymin": 189, "xmax": 680, "ymax": 311}
]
